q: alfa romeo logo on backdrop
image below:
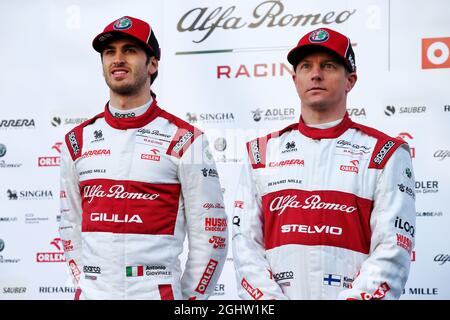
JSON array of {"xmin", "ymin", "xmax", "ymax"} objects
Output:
[
  {"xmin": 214, "ymin": 138, "xmax": 227, "ymax": 152},
  {"xmin": 0, "ymin": 144, "xmax": 6, "ymax": 157},
  {"xmin": 0, "ymin": 239, "xmax": 4, "ymax": 252}
]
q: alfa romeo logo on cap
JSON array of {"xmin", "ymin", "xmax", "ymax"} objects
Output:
[
  {"xmin": 309, "ymin": 29, "xmax": 329, "ymax": 43},
  {"xmin": 114, "ymin": 17, "xmax": 132, "ymax": 30}
]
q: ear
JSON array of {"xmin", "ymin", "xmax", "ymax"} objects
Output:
[
  {"xmin": 148, "ymin": 57, "xmax": 159, "ymax": 76},
  {"xmin": 345, "ymin": 72, "xmax": 357, "ymax": 93}
]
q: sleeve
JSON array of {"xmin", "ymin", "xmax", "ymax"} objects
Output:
[
  {"xmin": 338, "ymin": 144, "xmax": 416, "ymax": 300},
  {"xmin": 232, "ymin": 156, "xmax": 288, "ymax": 300},
  {"xmin": 59, "ymin": 141, "xmax": 83, "ymax": 289},
  {"xmin": 178, "ymin": 134, "xmax": 228, "ymax": 300}
]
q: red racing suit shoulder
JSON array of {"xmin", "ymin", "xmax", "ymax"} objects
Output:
[
  {"xmin": 350, "ymin": 121, "xmax": 407, "ymax": 169},
  {"xmin": 246, "ymin": 123, "xmax": 298, "ymax": 169},
  {"xmin": 158, "ymin": 109, "xmax": 203, "ymax": 159},
  {"xmin": 64, "ymin": 112, "xmax": 105, "ymax": 161}
]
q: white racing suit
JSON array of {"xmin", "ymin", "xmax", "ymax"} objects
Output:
[
  {"xmin": 60, "ymin": 99, "xmax": 228, "ymax": 299},
  {"xmin": 233, "ymin": 113, "xmax": 416, "ymax": 300}
]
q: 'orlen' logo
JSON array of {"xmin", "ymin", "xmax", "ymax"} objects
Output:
[
  {"xmin": 36, "ymin": 238, "xmax": 66, "ymax": 263},
  {"xmin": 38, "ymin": 142, "xmax": 62, "ymax": 167},
  {"xmin": 69, "ymin": 259, "xmax": 81, "ymax": 283},
  {"xmin": 340, "ymin": 160, "xmax": 359, "ymax": 173},
  {"xmin": 241, "ymin": 278, "xmax": 263, "ymax": 300},
  {"xmin": 422, "ymin": 37, "xmax": 450, "ymax": 69},
  {"xmin": 195, "ymin": 259, "xmax": 218, "ymax": 294},
  {"xmin": 141, "ymin": 149, "xmax": 161, "ymax": 161}
]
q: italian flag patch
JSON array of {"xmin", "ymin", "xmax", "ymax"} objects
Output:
[{"xmin": 126, "ymin": 266, "xmax": 144, "ymax": 277}]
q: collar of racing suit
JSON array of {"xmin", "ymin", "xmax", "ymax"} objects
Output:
[
  {"xmin": 104, "ymin": 99, "xmax": 162, "ymax": 129},
  {"xmin": 298, "ymin": 112, "xmax": 353, "ymax": 139}
]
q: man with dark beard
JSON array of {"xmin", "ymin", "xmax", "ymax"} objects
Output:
[{"xmin": 59, "ymin": 16, "xmax": 228, "ymax": 300}]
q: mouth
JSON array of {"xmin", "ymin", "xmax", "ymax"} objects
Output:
[
  {"xmin": 307, "ymin": 87, "xmax": 326, "ymax": 92},
  {"xmin": 110, "ymin": 68, "xmax": 129, "ymax": 79}
]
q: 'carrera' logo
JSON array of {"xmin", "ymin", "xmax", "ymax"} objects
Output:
[
  {"xmin": 81, "ymin": 149, "xmax": 111, "ymax": 158},
  {"xmin": 269, "ymin": 159, "xmax": 304, "ymax": 167}
]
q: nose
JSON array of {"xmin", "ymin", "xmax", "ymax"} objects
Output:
[
  {"xmin": 112, "ymin": 51, "xmax": 125, "ymax": 65},
  {"xmin": 310, "ymin": 64, "xmax": 323, "ymax": 81}
]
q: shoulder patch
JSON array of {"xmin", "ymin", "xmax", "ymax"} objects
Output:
[
  {"xmin": 167, "ymin": 127, "xmax": 203, "ymax": 158},
  {"xmin": 246, "ymin": 137, "xmax": 267, "ymax": 169},
  {"xmin": 351, "ymin": 121, "xmax": 406, "ymax": 169},
  {"xmin": 64, "ymin": 112, "xmax": 104, "ymax": 161},
  {"xmin": 369, "ymin": 138, "xmax": 405, "ymax": 169},
  {"xmin": 373, "ymin": 140, "xmax": 396, "ymax": 165},
  {"xmin": 158, "ymin": 109, "xmax": 203, "ymax": 158},
  {"xmin": 67, "ymin": 131, "xmax": 81, "ymax": 158},
  {"xmin": 246, "ymin": 123, "xmax": 297, "ymax": 169}
]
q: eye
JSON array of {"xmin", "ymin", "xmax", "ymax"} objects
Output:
[
  {"xmin": 103, "ymin": 49, "xmax": 114, "ymax": 55},
  {"xmin": 124, "ymin": 47, "xmax": 137, "ymax": 53},
  {"xmin": 323, "ymin": 63, "xmax": 336, "ymax": 69},
  {"xmin": 298, "ymin": 62, "xmax": 311, "ymax": 70}
]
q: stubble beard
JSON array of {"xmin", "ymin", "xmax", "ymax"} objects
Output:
[{"xmin": 104, "ymin": 68, "xmax": 148, "ymax": 96}]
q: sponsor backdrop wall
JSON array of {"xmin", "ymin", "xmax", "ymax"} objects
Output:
[{"xmin": 1, "ymin": 0, "xmax": 449, "ymax": 299}]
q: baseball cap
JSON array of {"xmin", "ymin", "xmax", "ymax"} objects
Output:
[
  {"xmin": 92, "ymin": 16, "xmax": 160, "ymax": 60},
  {"xmin": 287, "ymin": 28, "xmax": 356, "ymax": 73}
]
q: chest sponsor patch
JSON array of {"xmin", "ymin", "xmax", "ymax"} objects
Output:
[
  {"xmin": 262, "ymin": 189, "xmax": 373, "ymax": 254},
  {"xmin": 335, "ymin": 139, "xmax": 372, "ymax": 159},
  {"xmin": 80, "ymin": 179, "xmax": 181, "ymax": 235}
]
